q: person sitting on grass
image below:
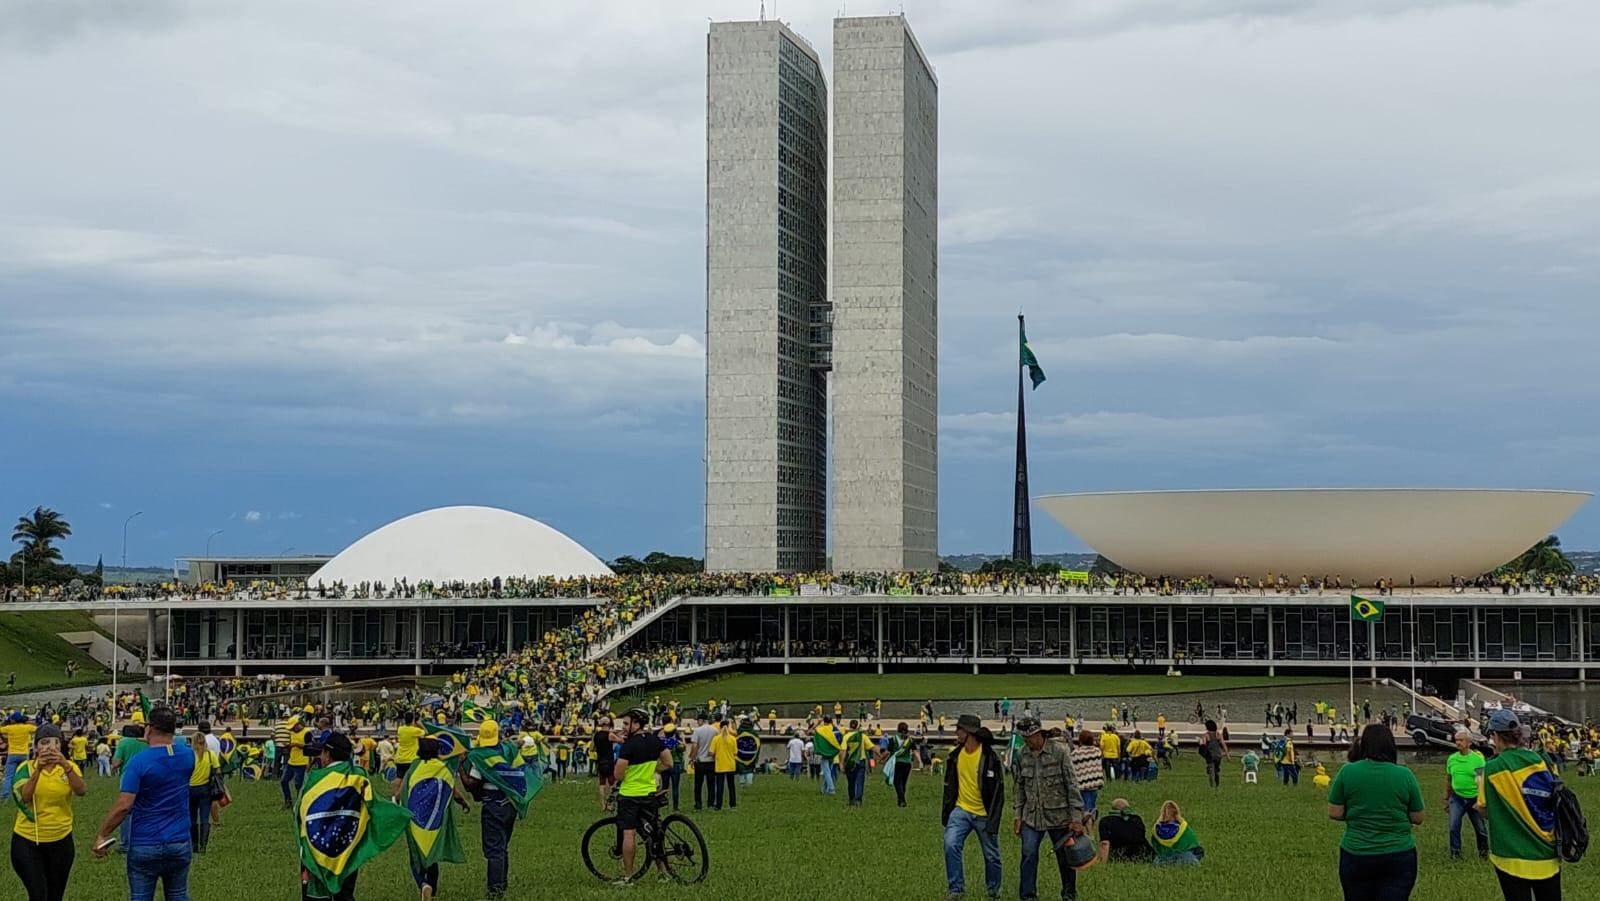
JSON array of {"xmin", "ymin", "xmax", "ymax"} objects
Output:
[
  {"xmin": 1096, "ymin": 798, "xmax": 1153, "ymax": 863},
  {"xmin": 1151, "ymin": 800, "xmax": 1204, "ymax": 866}
]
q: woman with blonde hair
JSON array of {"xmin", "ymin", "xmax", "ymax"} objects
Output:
[{"xmin": 1151, "ymin": 800, "xmax": 1204, "ymax": 866}]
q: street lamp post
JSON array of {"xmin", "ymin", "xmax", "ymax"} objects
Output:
[
  {"xmin": 121, "ymin": 512, "xmax": 144, "ymax": 569},
  {"xmin": 206, "ymin": 529, "xmax": 224, "ymax": 559}
]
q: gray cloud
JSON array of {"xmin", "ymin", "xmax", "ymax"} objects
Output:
[{"xmin": 0, "ymin": 0, "xmax": 190, "ymax": 49}]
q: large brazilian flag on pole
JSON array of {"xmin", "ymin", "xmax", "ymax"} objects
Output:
[
  {"xmin": 297, "ymin": 761, "xmax": 409, "ymax": 896},
  {"xmin": 401, "ymin": 758, "xmax": 465, "ymax": 869},
  {"xmin": 1350, "ymin": 595, "xmax": 1386, "ymax": 622}
]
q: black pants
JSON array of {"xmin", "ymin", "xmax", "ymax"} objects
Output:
[
  {"xmin": 1338, "ymin": 848, "xmax": 1417, "ymax": 901},
  {"xmin": 893, "ymin": 760, "xmax": 910, "ymax": 806},
  {"xmin": 10, "ymin": 834, "xmax": 74, "ymax": 901},
  {"xmin": 665, "ymin": 768, "xmax": 681, "ymax": 810},
  {"xmin": 1205, "ymin": 757, "xmax": 1222, "ymax": 788},
  {"xmin": 693, "ymin": 767, "xmax": 713, "ymax": 809},
  {"xmin": 481, "ymin": 799, "xmax": 515, "ymax": 899},
  {"xmin": 303, "ymin": 870, "xmax": 358, "ymax": 901},
  {"xmin": 713, "ymin": 772, "xmax": 736, "ymax": 809},
  {"xmin": 1495, "ymin": 867, "xmax": 1561, "ymax": 901}
]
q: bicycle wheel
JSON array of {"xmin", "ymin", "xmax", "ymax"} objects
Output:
[
  {"xmin": 581, "ymin": 816, "xmax": 635, "ymax": 882},
  {"xmin": 658, "ymin": 813, "xmax": 710, "ymax": 884}
]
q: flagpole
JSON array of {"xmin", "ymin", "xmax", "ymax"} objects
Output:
[{"xmin": 1012, "ymin": 313, "xmax": 1033, "ymax": 565}]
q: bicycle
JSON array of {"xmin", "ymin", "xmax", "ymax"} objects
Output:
[{"xmin": 582, "ymin": 791, "xmax": 709, "ymax": 884}]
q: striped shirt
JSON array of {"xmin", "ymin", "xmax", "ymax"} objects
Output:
[{"xmin": 1072, "ymin": 744, "xmax": 1105, "ymax": 792}]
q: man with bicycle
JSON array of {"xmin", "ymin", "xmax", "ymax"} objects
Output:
[{"xmin": 614, "ymin": 707, "xmax": 674, "ymax": 884}]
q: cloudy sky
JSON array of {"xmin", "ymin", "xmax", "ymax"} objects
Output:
[{"xmin": 2, "ymin": 0, "xmax": 1597, "ymax": 566}]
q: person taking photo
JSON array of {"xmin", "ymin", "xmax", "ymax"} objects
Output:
[{"xmin": 10, "ymin": 724, "xmax": 87, "ymax": 901}]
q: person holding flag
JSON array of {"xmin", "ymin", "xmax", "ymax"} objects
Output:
[
  {"xmin": 877, "ymin": 722, "xmax": 921, "ymax": 807},
  {"xmin": 813, "ymin": 716, "xmax": 843, "ymax": 796},
  {"xmin": 402, "ymin": 738, "xmax": 470, "ymax": 901},
  {"xmin": 461, "ymin": 720, "xmax": 532, "ymax": 900},
  {"xmin": 296, "ymin": 731, "xmax": 408, "ymax": 901}
]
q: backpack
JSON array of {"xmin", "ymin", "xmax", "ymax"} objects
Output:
[{"xmin": 1553, "ymin": 776, "xmax": 1588, "ymax": 863}]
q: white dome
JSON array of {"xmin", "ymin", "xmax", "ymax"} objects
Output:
[{"xmin": 307, "ymin": 506, "xmax": 612, "ymax": 585}]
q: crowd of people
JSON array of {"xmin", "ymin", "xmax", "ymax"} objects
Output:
[{"xmin": 10, "ymin": 566, "xmax": 1600, "ymax": 606}]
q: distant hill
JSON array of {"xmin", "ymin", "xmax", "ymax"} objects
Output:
[{"xmin": 1568, "ymin": 551, "xmax": 1600, "ymax": 574}]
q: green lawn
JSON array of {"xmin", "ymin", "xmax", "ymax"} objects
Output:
[
  {"xmin": 615, "ymin": 672, "xmax": 1335, "ymax": 707},
  {"xmin": 48, "ymin": 756, "xmax": 1596, "ymax": 900},
  {"xmin": 0, "ymin": 610, "xmax": 120, "ymax": 694}
]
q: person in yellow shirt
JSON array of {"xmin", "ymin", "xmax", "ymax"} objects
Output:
[
  {"xmin": 12, "ymin": 724, "xmax": 87, "ymax": 900},
  {"xmin": 1099, "ymin": 725, "xmax": 1122, "ymax": 781},
  {"xmin": 188, "ymin": 725, "xmax": 221, "ymax": 852},
  {"xmin": 68, "ymin": 730, "xmax": 89, "ymax": 771},
  {"xmin": 710, "ymin": 722, "xmax": 738, "ymax": 810},
  {"xmin": 2, "ymin": 713, "xmax": 39, "ymax": 803},
  {"xmin": 393, "ymin": 712, "xmax": 425, "ymax": 796},
  {"xmin": 1125, "ymin": 731, "xmax": 1153, "ymax": 782},
  {"xmin": 941, "ymin": 714, "xmax": 1000, "ymax": 897},
  {"xmin": 279, "ymin": 717, "xmax": 312, "ymax": 809}
]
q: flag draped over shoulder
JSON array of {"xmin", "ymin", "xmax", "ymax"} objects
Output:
[
  {"xmin": 1020, "ymin": 323, "xmax": 1046, "ymax": 389},
  {"xmin": 401, "ymin": 758, "xmax": 464, "ymax": 869},
  {"xmin": 1350, "ymin": 595, "xmax": 1386, "ymax": 622},
  {"xmin": 812, "ymin": 724, "xmax": 842, "ymax": 759},
  {"xmin": 1153, "ymin": 818, "xmax": 1200, "ymax": 854},
  {"xmin": 297, "ymin": 762, "xmax": 409, "ymax": 896},
  {"xmin": 464, "ymin": 741, "xmax": 542, "ymax": 819},
  {"xmin": 423, "ymin": 723, "xmax": 471, "ymax": 766}
]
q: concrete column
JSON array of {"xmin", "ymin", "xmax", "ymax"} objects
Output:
[
  {"xmin": 324, "ymin": 608, "xmax": 333, "ymax": 661},
  {"xmin": 146, "ymin": 611, "xmax": 156, "ymax": 667},
  {"xmin": 1267, "ymin": 608, "xmax": 1276, "ymax": 677},
  {"xmin": 875, "ymin": 605, "xmax": 884, "ymax": 675},
  {"xmin": 505, "ymin": 608, "xmax": 513, "ymax": 654},
  {"xmin": 691, "ymin": 608, "xmax": 699, "ymax": 647},
  {"xmin": 1068, "ymin": 604, "xmax": 1077, "ymax": 661},
  {"xmin": 1471, "ymin": 606, "xmax": 1480, "ymax": 664},
  {"xmin": 783, "ymin": 605, "xmax": 791, "ymax": 675},
  {"xmin": 1166, "ymin": 608, "xmax": 1174, "ymax": 666},
  {"xmin": 414, "ymin": 608, "xmax": 423, "ymax": 664}
]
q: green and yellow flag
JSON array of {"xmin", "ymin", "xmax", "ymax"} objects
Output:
[
  {"xmin": 1020, "ymin": 323, "xmax": 1046, "ymax": 389},
  {"xmin": 297, "ymin": 761, "xmax": 409, "ymax": 896},
  {"xmin": 463, "ymin": 741, "xmax": 542, "ymax": 818},
  {"xmin": 423, "ymin": 723, "xmax": 471, "ymax": 766},
  {"xmin": 461, "ymin": 701, "xmax": 491, "ymax": 724},
  {"xmin": 401, "ymin": 758, "xmax": 464, "ymax": 869},
  {"xmin": 1350, "ymin": 595, "xmax": 1385, "ymax": 622},
  {"xmin": 812, "ymin": 723, "xmax": 842, "ymax": 760}
]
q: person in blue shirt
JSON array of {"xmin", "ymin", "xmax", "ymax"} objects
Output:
[{"xmin": 92, "ymin": 706, "xmax": 196, "ymax": 901}]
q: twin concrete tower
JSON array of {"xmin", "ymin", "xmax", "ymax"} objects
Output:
[{"xmin": 705, "ymin": 15, "xmax": 938, "ymax": 573}]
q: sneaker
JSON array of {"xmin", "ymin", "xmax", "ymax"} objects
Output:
[{"xmin": 611, "ymin": 878, "xmax": 634, "ymax": 887}]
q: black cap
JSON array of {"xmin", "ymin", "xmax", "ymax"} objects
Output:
[{"xmin": 322, "ymin": 731, "xmax": 353, "ymax": 762}]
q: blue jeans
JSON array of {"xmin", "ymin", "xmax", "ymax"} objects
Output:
[
  {"xmin": 1079, "ymin": 789, "xmax": 1098, "ymax": 816},
  {"xmin": 1447, "ymin": 795, "xmax": 1488, "ymax": 858},
  {"xmin": 279, "ymin": 763, "xmax": 306, "ymax": 803},
  {"xmin": 1, "ymin": 755, "xmax": 24, "ymax": 801},
  {"xmin": 1019, "ymin": 825, "xmax": 1078, "ymax": 900},
  {"xmin": 787, "ymin": 762, "xmax": 801, "ymax": 779},
  {"xmin": 481, "ymin": 799, "xmax": 515, "ymax": 898},
  {"xmin": 820, "ymin": 759, "xmax": 836, "ymax": 794},
  {"xmin": 846, "ymin": 763, "xmax": 867, "ymax": 803},
  {"xmin": 1156, "ymin": 849, "xmax": 1202, "ymax": 866},
  {"xmin": 127, "ymin": 841, "xmax": 192, "ymax": 901},
  {"xmin": 943, "ymin": 808, "xmax": 1001, "ymax": 896}
]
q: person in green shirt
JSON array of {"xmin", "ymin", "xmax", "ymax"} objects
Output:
[
  {"xmin": 1482, "ymin": 708, "xmax": 1561, "ymax": 900},
  {"xmin": 1443, "ymin": 729, "xmax": 1488, "ymax": 859},
  {"xmin": 876, "ymin": 722, "xmax": 920, "ymax": 807},
  {"xmin": 109, "ymin": 724, "xmax": 149, "ymax": 854},
  {"xmin": 1327, "ymin": 724, "xmax": 1424, "ymax": 901}
]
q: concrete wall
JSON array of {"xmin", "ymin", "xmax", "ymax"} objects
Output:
[
  {"xmin": 830, "ymin": 16, "xmax": 938, "ymax": 572},
  {"xmin": 705, "ymin": 21, "xmax": 829, "ymax": 572}
]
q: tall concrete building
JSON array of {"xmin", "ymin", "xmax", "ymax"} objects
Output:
[
  {"xmin": 830, "ymin": 16, "xmax": 939, "ymax": 571},
  {"xmin": 705, "ymin": 21, "xmax": 830, "ymax": 572}
]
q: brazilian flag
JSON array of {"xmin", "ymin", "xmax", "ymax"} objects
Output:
[
  {"xmin": 462, "ymin": 701, "xmax": 491, "ymax": 724},
  {"xmin": 813, "ymin": 723, "xmax": 842, "ymax": 760},
  {"xmin": 401, "ymin": 758, "xmax": 464, "ymax": 869},
  {"xmin": 11, "ymin": 760, "xmax": 38, "ymax": 823},
  {"xmin": 218, "ymin": 734, "xmax": 238, "ymax": 773},
  {"xmin": 1350, "ymin": 595, "xmax": 1385, "ymax": 622},
  {"xmin": 735, "ymin": 727, "xmax": 760, "ymax": 773},
  {"xmin": 464, "ymin": 741, "xmax": 542, "ymax": 818},
  {"xmin": 297, "ymin": 761, "xmax": 409, "ymax": 896},
  {"xmin": 423, "ymin": 723, "xmax": 471, "ymax": 766},
  {"xmin": 1020, "ymin": 322, "xmax": 1046, "ymax": 389}
]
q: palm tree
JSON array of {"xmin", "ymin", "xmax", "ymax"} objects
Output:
[
  {"xmin": 1510, "ymin": 534, "xmax": 1574, "ymax": 576},
  {"xmin": 12, "ymin": 506, "xmax": 71, "ymax": 565}
]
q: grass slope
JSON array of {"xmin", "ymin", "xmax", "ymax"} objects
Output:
[
  {"xmin": 615, "ymin": 672, "xmax": 1335, "ymax": 706},
  {"xmin": 52, "ymin": 756, "xmax": 1596, "ymax": 900},
  {"xmin": 0, "ymin": 610, "xmax": 116, "ymax": 694}
]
